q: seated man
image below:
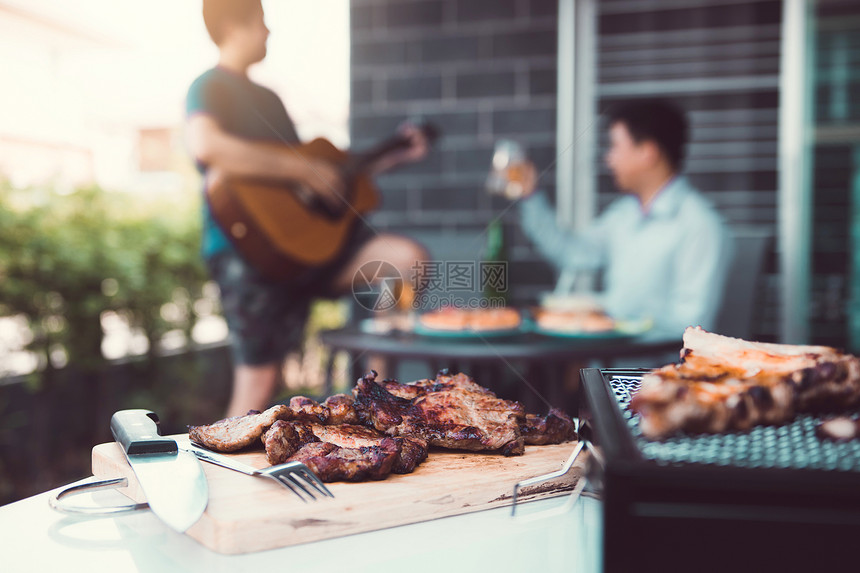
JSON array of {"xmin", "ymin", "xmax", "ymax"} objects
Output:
[{"xmin": 518, "ymin": 99, "xmax": 732, "ymax": 336}]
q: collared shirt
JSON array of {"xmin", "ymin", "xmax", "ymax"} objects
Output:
[{"xmin": 519, "ymin": 177, "xmax": 732, "ymax": 337}]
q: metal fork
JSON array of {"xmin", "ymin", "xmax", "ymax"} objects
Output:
[{"xmin": 185, "ymin": 443, "xmax": 334, "ymax": 502}]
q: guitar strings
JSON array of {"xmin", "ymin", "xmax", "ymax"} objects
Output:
[{"xmin": 248, "ymin": 105, "xmax": 389, "ymax": 242}]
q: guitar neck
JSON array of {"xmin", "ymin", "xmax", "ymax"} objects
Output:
[{"xmin": 351, "ymin": 123, "xmax": 439, "ymax": 173}]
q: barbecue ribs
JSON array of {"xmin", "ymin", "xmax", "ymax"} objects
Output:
[{"xmin": 631, "ymin": 326, "xmax": 860, "ymax": 439}]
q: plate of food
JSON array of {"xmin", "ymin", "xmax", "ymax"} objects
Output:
[
  {"xmin": 538, "ymin": 292, "xmax": 603, "ymax": 313},
  {"xmin": 358, "ymin": 312, "xmax": 416, "ymax": 335},
  {"xmin": 414, "ymin": 307, "xmax": 525, "ymax": 338},
  {"xmin": 528, "ymin": 307, "xmax": 652, "ymax": 339}
]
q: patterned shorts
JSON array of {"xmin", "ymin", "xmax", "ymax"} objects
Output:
[{"xmin": 206, "ymin": 223, "xmax": 376, "ymax": 366}]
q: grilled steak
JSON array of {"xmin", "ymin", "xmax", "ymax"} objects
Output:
[
  {"xmin": 289, "ymin": 396, "xmax": 331, "ymax": 424},
  {"xmin": 631, "ymin": 327, "xmax": 860, "ymax": 439},
  {"xmin": 188, "ymin": 398, "xmax": 334, "ymax": 452},
  {"xmin": 189, "ymin": 370, "xmax": 577, "ymax": 482},
  {"xmin": 290, "ymin": 441, "xmax": 399, "ymax": 482},
  {"xmin": 263, "ymin": 420, "xmax": 426, "ymax": 475},
  {"xmin": 520, "ymin": 409, "xmax": 577, "ymax": 445},
  {"xmin": 353, "ymin": 370, "xmax": 527, "ymax": 456},
  {"xmin": 378, "ymin": 370, "xmax": 575, "ymax": 446},
  {"xmin": 187, "ymin": 396, "xmax": 338, "ymax": 452},
  {"xmin": 322, "ymin": 393, "xmax": 359, "ymax": 425},
  {"xmin": 310, "ymin": 423, "xmax": 427, "ymax": 473},
  {"xmin": 263, "ymin": 420, "xmax": 400, "ymax": 481},
  {"xmin": 261, "ymin": 419, "xmax": 319, "ymax": 463},
  {"xmin": 379, "ymin": 370, "xmax": 496, "ymax": 399},
  {"xmin": 188, "ymin": 405, "xmax": 291, "ymax": 452}
]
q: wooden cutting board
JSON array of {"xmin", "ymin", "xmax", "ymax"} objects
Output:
[{"xmin": 92, "ymin": 437, "xmax": 584, "ymax": 554}]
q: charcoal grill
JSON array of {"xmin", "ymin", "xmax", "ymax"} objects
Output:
[{"xmin": 579, "ymin": 368, "xmax": 860, "ymax": 572}]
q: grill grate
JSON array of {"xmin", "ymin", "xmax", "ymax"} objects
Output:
[{"xmin": 608, "ymin": 375, "xmax": 860, "ymax": 472}]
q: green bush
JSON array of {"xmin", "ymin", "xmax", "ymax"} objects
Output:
[{"xmin": 0, "ymin": 181, "xmax": 208, "ymax": 379}]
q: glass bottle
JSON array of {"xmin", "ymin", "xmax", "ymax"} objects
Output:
[{"xmin": 482, "ymin": 219, "xmax": 508, "ymax": 304}]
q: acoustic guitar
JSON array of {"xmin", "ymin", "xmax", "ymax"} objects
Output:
[{"xmin": 206, "ymin": 124, "xmax": 439, "ymax": 282}]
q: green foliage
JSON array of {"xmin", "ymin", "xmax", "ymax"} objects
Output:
[
  {"xmin": 305, "ymin": 299, "xmax": 348, "ymax": 338},
  {"xmin": 0, "ymin": 181, "xmax": 207, "ymax": 379}
]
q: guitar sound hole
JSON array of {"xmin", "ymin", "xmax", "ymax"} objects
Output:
[{"xmin": 294, "ymin": 184, "xmax": 346, "ymax": 220}]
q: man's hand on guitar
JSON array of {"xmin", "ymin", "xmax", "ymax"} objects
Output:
[
  {"xmin": 395, "ymin": 123, "xmax": 430, "ymax": 164},
  {"xmin": 368, "ymin": 123, "xmax": 430, "ymax": 176}
]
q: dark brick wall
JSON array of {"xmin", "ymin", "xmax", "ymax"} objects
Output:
[{"xmin": 350, "ymin": 0, "xmax": 560, "ymax": 303}]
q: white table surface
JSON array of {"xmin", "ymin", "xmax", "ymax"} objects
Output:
[{"xmin": 1, "ymin": 477, "xmax": 603, "ymax": 573}]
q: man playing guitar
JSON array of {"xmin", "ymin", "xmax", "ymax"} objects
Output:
[{"xmin": 186, "ymin": 0, "xmax": 429, "ymax": 417}]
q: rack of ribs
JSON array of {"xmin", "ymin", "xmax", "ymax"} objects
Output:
[{"xmin": 631, "ymin": 326, "xmax": 860, "ymax": 439}]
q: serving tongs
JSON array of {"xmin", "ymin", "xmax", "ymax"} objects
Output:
[{"xmin": 510, "ymin": 419, "xmax": 599, "ymax": 518}]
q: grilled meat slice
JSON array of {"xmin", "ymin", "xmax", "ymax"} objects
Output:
[
  {"xmin": 262, "ymin": 419, "xmax": 320, "ymax": 464},
  {"xmin": 520, "ymin": 408, "xmax": 577, "ymax": 445},
  {"xmin": 289, "ymin": 396, "xmax": 330, "ymax": 424},
  {"xmin": 263, "ymin": 420, "xmax": 399, "ymax": 481},
  {"xmin": 387, "ymin": 435, "xmax": 428, "ymax": 473},
  {"xmin": 432, "ymin": 369, "xmax": 498, "ymax": 395},
  {"xmin": 379, "ymin": 369, "xmax": 495, "ymax": 400},
  {"xmin": 816, "ymin": 417, "xmax": 860, "ymax": 441},
  {"xmin": 322, "ymin": 393, "xmax": 359, "ymax": 425},
  {"xmin": 310, "ymin": 423, "xmax": 427, "ymax": 473},
  {"xmin": 353, "ymin": 371, "xmax": 526, "ymax": 456},
  {"xmin": 631, "ymin": 327, "xmax": 860, "ymax": 439},
  {"xmin": 290, "ymin": 440, "xmax": 399, "ymax": 482},
  {"xmin": 188, "ymin": 398, "xmax": 330, "ymax": 453},
  {"xmin": 188, "ymin": 405, "xmax": 291, "ymax": 452},
  {"xmin": 377, "ymin": 378, "xmax": 426, "ymax": 400},
  {"xmin": 263, "ymin": 420, "xmax": 426, "ymax": 474}
]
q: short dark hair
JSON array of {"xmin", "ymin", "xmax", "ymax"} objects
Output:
[
  {"xmin": 607, "ymin": 99, "xmax": 689, "ymax": 170},
  {"xmin": 202, "ymin": 0, "xmax": 262, "ymax": 45}
]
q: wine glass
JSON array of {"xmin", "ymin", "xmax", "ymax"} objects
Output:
[{"xmin": 485, "ymin": 139, "xmax": 528, "ymax": 200}]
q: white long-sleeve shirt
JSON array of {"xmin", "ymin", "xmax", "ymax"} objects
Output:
[{"xmin": 520, "ymin": 177, "xmax": 733, "ymax": 337}]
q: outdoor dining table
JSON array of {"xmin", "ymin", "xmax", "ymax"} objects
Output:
[
  {"xmin": 319, "ymin": 324, "xmax": 681, "ymax": 411},
  {"xmin": 3, "ymin": 475, "xmax": 603, "ymax": 572}
]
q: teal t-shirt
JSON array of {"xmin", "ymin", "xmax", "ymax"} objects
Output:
[{"xmin": 185, "ymin": 66, "xmax": 300, "ymax": 259}]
